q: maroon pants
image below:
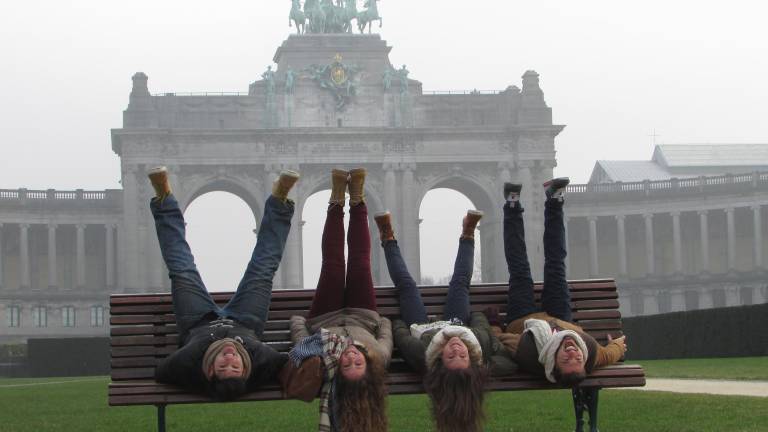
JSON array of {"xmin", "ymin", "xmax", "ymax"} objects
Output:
[{"xmin": 308, "ymin": 203, "xmax": 377, "ymax": 318}]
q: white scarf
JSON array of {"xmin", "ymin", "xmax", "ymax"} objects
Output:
[
  {"xmin": 523, "ymin": 319, "xmax": 589, "ymax": 383},
  {"xmin": 424, "ymin": 325, "xmax": 483, "ymax": 369}
]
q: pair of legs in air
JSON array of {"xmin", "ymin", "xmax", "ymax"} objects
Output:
[
  {"xmin": 503, "ymin": 178, "xmax": 572, "ymax": 324},
  {"xmin": 149, "ymin": 167, "xmax": 298, "ymax": 345},
  {"xmin": 308, "ymin": 168, "xmax": 377, "ymax": 318},
  {"xmin": 377, "ymin": 210, "xmax": 483, "ymax": 328}
]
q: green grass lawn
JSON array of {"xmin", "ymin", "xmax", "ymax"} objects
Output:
[
  {"xmin": 0, "ymin": 376, "xmax": 766, "ymax": 431},
  {"xmin": 638, "ymin": 357, "xmax": 768, "ymax": 381}
]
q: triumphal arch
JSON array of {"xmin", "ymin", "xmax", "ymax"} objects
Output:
[{"xmin": 112, "ymin": 21, "xmax": 562, "ymax": 292}]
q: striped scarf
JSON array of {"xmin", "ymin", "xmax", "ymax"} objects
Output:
[{"xmin": 288, "ymin": 329, "xmax": 350, "ymax": 432}]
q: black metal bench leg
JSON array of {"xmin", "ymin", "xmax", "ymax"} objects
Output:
[
  {"xmin": 157, "ymin": 405, "xmax": 166, "ymax": 432},
  {"xmin": 572, "ymin": 387, "xmax": 600, "ymax": 432}
]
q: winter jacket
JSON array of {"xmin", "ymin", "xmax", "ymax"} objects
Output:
[
  {"xmin": 492, "ymin": 312, "xmax": 624, "ymax": 377},
  {"xmin": 289, "ymin": 308, "xmax": 393, "ymax": 366},
  {"xmin": 392, "ymin": 311, "xmax": 517, "ymax": 376},
  {"xmin": 155, "ymin": 318, "xmax": 287, "ymax": 391}
]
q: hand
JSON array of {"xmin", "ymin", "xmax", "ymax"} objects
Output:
[
  {"xmin": 483, "ymin": 306, "xmax": 503, "ymax": 328},
  {"xmin": 607, "ymin": 334, "xmax": 627, "ymax": 354}
]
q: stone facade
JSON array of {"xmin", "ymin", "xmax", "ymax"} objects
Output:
[{"xmin": 1, "ymin": 34, "xmax": 766, "ymax": 342}]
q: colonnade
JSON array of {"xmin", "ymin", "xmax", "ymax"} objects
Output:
[{"xmin": 0, "ymin": 222, "xmax": 117, "ymax": 290}]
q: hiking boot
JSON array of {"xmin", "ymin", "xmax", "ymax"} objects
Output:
[
  {"xmin": 503, "ymin": 182, "xmax": 522, "ymax": 203},
  {"xmin": 543, "ymin": 177, "xmax": 570, "ymax": 202},
  {"xmin": 147, "ymin": 166, "xmax": 172, "ymax": 201},
  {"xmin": 461, "ymin": 209, "xmax": 484, "ymax": 240},
  {"xmin": 348, "ymin": 168, "xmax": 366, "ymax": 206},
  {"xmin": 329, "ymin": 169, "xmax": 348, "ymax": 206},
  {"xmin": 374, "ymin": 211, "xmax": 395, "ymax": 243},
  {"xmin": 272, "ymin": 170, "xmax": 300, "ymax": 202}
]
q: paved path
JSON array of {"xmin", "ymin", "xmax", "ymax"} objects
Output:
[{"xmin": 622, "ymin": 378, "xmax": 768, "ymax": 397}]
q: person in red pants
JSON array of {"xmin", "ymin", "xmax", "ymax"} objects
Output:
[{"xmin": 287, "ymin": 168, "xmax": 390, "ymax": 432}]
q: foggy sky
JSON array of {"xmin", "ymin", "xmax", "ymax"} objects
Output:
[{"xmin": 1, "ymin": 1, "xmax": 767, "ymax": 290}]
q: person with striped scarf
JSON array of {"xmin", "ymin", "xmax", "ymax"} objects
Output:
[{"xmin": 287, "ymin": 168, "xmax": 390, "ymax": 432}]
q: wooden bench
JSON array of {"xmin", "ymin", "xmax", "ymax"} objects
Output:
[{"xmin": 109, "ymin": 278, "xmax": 645, "ymax": 432}]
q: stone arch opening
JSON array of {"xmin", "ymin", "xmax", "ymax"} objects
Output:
[
  {"xmin": 183, "ymin": 191, "xmax": 258, "ymax": 293},
  {"xmin": 416, "ymin": 174, "xmax": 501, "ymax": 283}
]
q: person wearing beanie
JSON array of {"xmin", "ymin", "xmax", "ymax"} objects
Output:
[
  {"xmin": 148, "ymin": 166, "xmax": 299, "ymax": 400},
  {"xmin": 488, "ymin": 178, "xmax": 628, "ymax": 387}
]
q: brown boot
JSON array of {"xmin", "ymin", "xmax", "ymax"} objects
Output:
[
  {"xmin": 348, "ymin": 168, "xmax": 366, "ymax": 206},
  {"xmin": 461, "ymin": 210, "xmax": 484, "ymax": 240},
  {"xmin": 329, "ymin": 169, "xmax": 348, "ymax": 206},
  {"xmin": 374, "ymin": 211, "xmax": 395, "ymax": 243},
  {"xmin": 147, "ymin": 166, "xmax": 172, "ymax": 201},
  {"xmin": 271, "ymin": 170, "xmax": 300, "ymax": 202}
]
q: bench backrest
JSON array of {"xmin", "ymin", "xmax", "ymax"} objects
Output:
[{"xmin": 110, "ymin": 279, "xmax": 620, "ymax": 379}]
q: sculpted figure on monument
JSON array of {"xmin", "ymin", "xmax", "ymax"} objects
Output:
[
  {"xmin": 289, "ymin": 0, "xmax": 306, "ymax": 34},
  {"xmin": 285, "ymin": 67, "xmax": 296, "ymax": 94},
  {"xmin": 304, "ymin": 0, "xmax": 326, "ymax": 33},
  {"xmin": 262, "ymin": 66, "xmax": 276, "ymax": 96},
  {"xmin": 382, "ymin": 67, "xmax": 394, "ymax": 92},
  {"xmin": 357, "ymin": 0, "xmax": 382, "ymax": 34},
  {"xmin": 397, "ymin": 64, "xmax": 409, "ymax": 95}
]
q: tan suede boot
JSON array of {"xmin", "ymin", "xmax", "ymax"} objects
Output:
[
  {"xmin": 374, "ymin": 211, "xmax": 395, "ymax": 243},
  {"xmin": 348, "ymin": 168, "xmax": 366, "ymax": 206},
  {"xmin": 271, "ymin": 170, "xmax": 300, "ymax": 202},
  {"xmin": 461, "ymin": 210, "xmax": 484, "ymax": 240},
  {"xmin": 329, "ymin": 169, "xmax": 348, "ymax": 206},
  {"xmin": 147, "ymin": 166, "xmax": 172, "ymax": 201}
]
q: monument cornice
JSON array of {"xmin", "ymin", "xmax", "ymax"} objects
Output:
[{"xmin": 111, "ymin": 125, "xmax": 566, "ymax": 155}]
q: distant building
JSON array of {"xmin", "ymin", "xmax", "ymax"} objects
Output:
[{"xmin": 590, "ymin": 144, "xmax": 768, "ymax": 183}]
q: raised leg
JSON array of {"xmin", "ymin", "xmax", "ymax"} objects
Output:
[
  {"xmin": 442, "ymin": 238, "xmax": 475, "ymax": 324},
  {"xmin": 503, "ymin": 201, "xmax": 537, "ymax": 323},
  {"xmin": 308, "ymin": 204, "xmax": 347, "ymax": 317},
  {"xmin": 541, "ymin": 197, "xmax": 572, "ymax": 322},
  {"xmin": 150, "ymin": 194, "xmax": 219, "ymax": 343},
  {"xmin": 344, "ymin": 203, "xmax": 377, "ymax": 311},
  {"xmin": 221, "ymin": 195, "xmax": 295, "ymax": 337},
  {"xmin": 382, "ymin": 240, "xmax": 428, "ymax": 326}
]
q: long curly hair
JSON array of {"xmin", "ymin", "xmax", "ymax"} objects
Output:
[
  {"xmin": 423, "ymin": 359, "xmax": 489, "ymax": 432},
  {"xmin": 334, "ymin": 352, "xmax": 389, "ymax": 432}
]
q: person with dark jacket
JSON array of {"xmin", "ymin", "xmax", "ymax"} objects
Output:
[
  {"xmin": 148, "ymin": 166, "xmax": 299, "ymax": 400},
  {"xmin": 286, "ymin": 168, "xmax": 390, "ymax": 432},
  {"xmin": 489, "ymin": 178, "xmax": 627, "ymax": 386},
  {"xmin": 374, "ymin": 209, "xmax": 512, "ymax": 432}
]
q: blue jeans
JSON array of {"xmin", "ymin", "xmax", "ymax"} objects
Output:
[
  {"xmin": 383, "ymin": 238, "xmax": 475, "ymax": 326},
  {"xmin": 504, "ymin": 198, "xmax": 571, "ymax": 323},
  {"xmin": 150, "ymin": 194, "xmax": 294, "ymax": 343}
]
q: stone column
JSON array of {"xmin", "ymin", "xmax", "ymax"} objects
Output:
[
  {"xmin": 20, "ymin": 223, "xmax": 31, "ymax": 288},
  {"xmin": 47, "ymin": 223, "xmax": 58, "ymax": 289},
  {"xmin": 76, "ymin": 223, "xmax": 86, "ymax": 288},
  {"xmin": 671, "ymin": 211, "xmax": 683, "ymax": 274},
  {"xmin": 615, "ymin": 215, "xmax": 628, "ymax": 277},
  {"xmin": 105, "ymin": 223, "xmax": 115, "ymax": 288},
  {"xmin": 0, "ymin": 223, "xmax": 4, "ymax": 288},
  {"xmin": 752, "ymin": 205, "xmax": 763, "ymax": 269},
  {"xmin": 587, "ymin": 216, "xmax": 599, "ymax": 277},
  {"xmin": 120, "ymin": 165, "xmax": 140, "ymax": 291},
  {"xmin": 698, "ymin": 210, "xmax": 710, "ymax": 274},
  {"xmin": 283, "ymin": 198, "xmax": 302, "ymax": 290},
  {"xmin": 383, "ymin": 163, "xmax": 398, "ymax": 224},
  {"xmin": 725, "ymin": 208, "xmax": 736, "ymax": 271},
  {"xmin": 401, "ymin": 163, "xmax": 421, "ymax": 282},
  {"xmin": 643, "ymin": 213, "xmax": 655, "ymax": 276}
]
